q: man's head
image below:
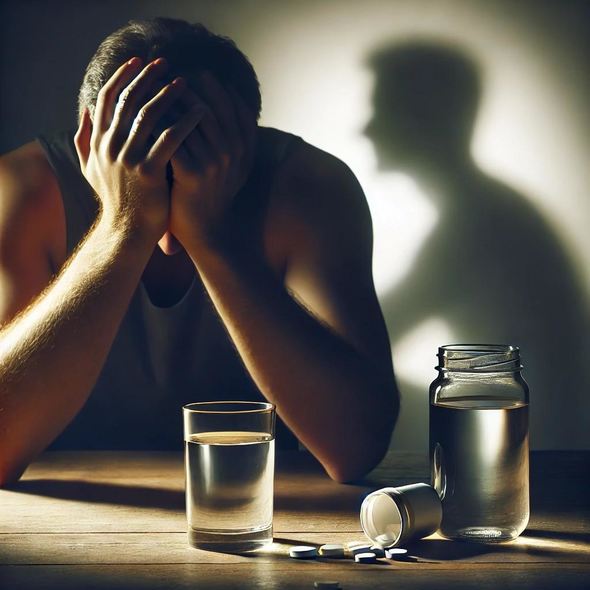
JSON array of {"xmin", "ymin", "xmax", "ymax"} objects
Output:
[
  {"xmin": 78, "ymin": 17, "xmax": 261, "ymax": 124},
  {"xmin": 77, "ymin": 17, "xmax": 262, "ymax": 255}
]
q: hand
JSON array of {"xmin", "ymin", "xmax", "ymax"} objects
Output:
[
  {"xmin": 73, "ymin": 57, "xmax": 205, "ymax": 242},
  {"xmin": 166, "ymin": 71, "xmax": 258, "ymax": 252}
]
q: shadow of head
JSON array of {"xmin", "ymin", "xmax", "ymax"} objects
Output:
[
  {"xmin": 366, "ymin": 44, "xmax": 589, "ymax": 450},
  {"xmin": 363, "ymin": 40, "xmax": 482, "ymax": 171}
]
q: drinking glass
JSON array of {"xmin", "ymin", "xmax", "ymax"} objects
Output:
[{"xmin": 183, "ymin": 401, "xmax": 275, "ymax": 552}]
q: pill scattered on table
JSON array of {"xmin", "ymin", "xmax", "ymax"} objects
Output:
[
  {"xmin": 354, "ymin": 552, "xmax": 377, "ymax": 564},
  {"xmin": 385, "ymin": 547, "xmax": 408, "ymax": 559},
  {"xmin": 289, "ymin": 546, "xmax": 318, "ymax": 559},
  {"xmin": 370, "ymin": 545, "xmax": 385, "ymax": 558},
  {"xmin": 314, "ymin": 582, "xmax": 342, "ymax": 589},
  {"xmin": 319, "ymin": 544, "xmax": 345, "ymax": 558},
  {"xmin": 349, "ymin": 544, "xmax": 373, "ymax": 556}
]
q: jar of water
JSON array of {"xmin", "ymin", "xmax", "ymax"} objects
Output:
[{"xmin": 429, "ymin": 345, "xmax": 529, "ymax": 542}]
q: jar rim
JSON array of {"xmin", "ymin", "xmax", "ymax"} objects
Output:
[
  {"xmin": 437, "ymin": 344, "xmax": 522, "ymax": 372},
  {"xmin": 439, "ymin": 344, "xmax": 519, "ymax": 354}
]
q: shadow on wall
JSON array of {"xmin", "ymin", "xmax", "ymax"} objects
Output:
[{"xmin": 363, "ymin": 40, "xmax": 588, "ymax": 449}]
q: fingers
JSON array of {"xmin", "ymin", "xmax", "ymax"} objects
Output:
[
  {"xmin": 121, "ymin": 77, "xmax": 187, "ymax": 161},
  {"xmin": 182, "ymin": 127, "xmax": 211, "ymax": 168},
  {"xmin": 146, "ymin": 103, "xmax": 207, "ymax": 168},
  {"xmin": 180, "ymin": 87, "xmax": 228, "ymax": 155},
  {"xmin": 74, "ymin": 107, "xmax": 92, "ymax": 171},
  {"xmin": 170, "ymin": 142, "xmax": 200, "ymax": 182},
  {"xmin": 110, "ymin": 58, "xmax": 170, "ymax": 149},
  {"xmin": 227, "ymin": 86, "xmax": 258, "ymax": 172},
  {"xmin": 178, "ymin": 85, "xmax": 229, "ymax": 159},
  {"xmin": 174, "ymin": 80, "xmax": 258, "ymax": 190},
  {"xmin": 93, "ymin": 58, "xmax": 143, "ymax": 136},
  {"xmin": 195, "ymin": 71, "xmax": 241, "ymax": 148},
  {"xmin": 195, "ymin": 110, "xmax": 229, "ymax": 158}
]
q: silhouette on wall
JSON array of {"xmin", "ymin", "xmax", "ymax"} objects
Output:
[{"xmin": 363, "ymin": 41, "xmax": 588, "ymax": 449}]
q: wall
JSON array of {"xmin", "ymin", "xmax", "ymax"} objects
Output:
[{"xmin": 1, "ymin": 0, "xmax": 588, "ymax": 450}]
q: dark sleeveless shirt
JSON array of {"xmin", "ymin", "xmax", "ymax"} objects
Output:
[{"xmin": 37, "ymin": 126, "xmax": 303, "ymax": 451}]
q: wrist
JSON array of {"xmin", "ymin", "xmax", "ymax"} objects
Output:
[
  {"xmin": 97, "ymin": 208, "xmax": 163, "ymax": 250},
  {"xmin": 187, "ymin": 230, "xmax": 267, "ymax": 282},
  {"xmin": 94, "ymin": 210, "xmax": 160, "ymax": 256},
  {"xmin": 177, "ymin": 222, "xmax": 233, "ymax": 259}
]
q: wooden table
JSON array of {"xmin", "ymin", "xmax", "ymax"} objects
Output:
[{"xmin": 1, "ymin": 451, "xmax": 588, "ymax": 589}]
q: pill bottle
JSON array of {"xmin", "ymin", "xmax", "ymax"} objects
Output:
[
  {"xmin": 360, "ymin": 483, "xmax": 442, "ymax": 547},
  {"xmin": 430, "ymin": 344, "xmax": 529, "ymax": 542}
]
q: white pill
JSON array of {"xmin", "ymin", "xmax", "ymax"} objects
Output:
[
  {"xmin": 354, "ymin": 551, "xmax": 377, "ymax": 563},
  {"xmin": 289, "ymin": 545, "xmax": 318, "ymax": 559},
  {"xmin": 314, "ymin": 582, "xmax": 341, "ymax": 589},
  {"xmin": 319, "ymin": 544, "xmax": 345, "ymax": 558},
  {"xmin": 370, "ymin": 545, "xmax": 385, "ymax": 558},
  {"xmin": 350, "ymin": 544, "xmax": 373, "ymax": 556},
  {"xmin": 385, "ymin": 547, "xmax": 408, "ymax": 559}
]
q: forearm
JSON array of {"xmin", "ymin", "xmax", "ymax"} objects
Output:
[
  {"xmin": 0, "ymin": 218, "xmax": 154, "ymax": 484},
  {"xmin": 190, "ymin": 243, "xmax": 398, "ymax": 482}
]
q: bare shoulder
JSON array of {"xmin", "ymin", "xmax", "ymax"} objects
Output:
[
  {"xmin": 265, "ymin": 135, "xmax": 372, "ymax": 266},
  {"xmin": 0, "ymin": 140, "xmax": 57, "ymax": 197},
  {"xmin": 272, "ymin": 136, "xmax": 365, "ymax": 210},
  {"xmin": 0, "ymin": 140, "xmax": 66, "ymax": 270}
]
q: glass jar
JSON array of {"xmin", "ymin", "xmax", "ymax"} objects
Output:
[{"xmin": 429, "ymin": 344, "xmax": 529, "ymax": 542}]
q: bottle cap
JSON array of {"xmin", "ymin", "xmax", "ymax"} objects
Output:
[{"xmin": 360, "ymin": 483, "xmax": 442, "ymax": 547}]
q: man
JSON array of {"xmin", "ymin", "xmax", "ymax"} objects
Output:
[{"xmin": 0, "ymin": 17, "xmax": 398, "ymax": 485}]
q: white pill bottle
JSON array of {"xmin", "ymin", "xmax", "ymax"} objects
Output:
[
  {"xmin": 360, "ymin": 482, "xmax": 442, "ymax": 547},
  {"xmin": 430, "ymin": 344, "xmax": 530, "ymax": 542}
]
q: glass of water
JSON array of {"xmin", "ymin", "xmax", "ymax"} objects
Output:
[{"xmin": 183, "ymin": 401, "xmax": 276, "ymax": 552}]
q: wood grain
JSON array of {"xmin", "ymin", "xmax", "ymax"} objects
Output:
[
  {"xmin": 0, "ymin": 450, "xmax": 588, "ymax": 589},
  {"xmin": 0, "ymin": 531, "xmax": 588, "ymax": 565},
  {"xmin": 1, "ymin": 564, "xmax": 589, "ymax": 590}
]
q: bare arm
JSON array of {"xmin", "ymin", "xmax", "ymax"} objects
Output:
[
  {"xmin": 156, "ymin": 72, "xmax": 397, "ymax": 482},
  {"xmin": 0, "ymin": 57, "xmax": 204, "ymax": 485},
  {"xmin": 0, "ymin": 213, "xmax": 155, "ymax": 485},
  {"xmin": 143, "ymin": 74, "xmax": 398, "ymax": 481},
  {"xmin": 182, "ymin": 144, "xmax": 399, "ymax": 483}
]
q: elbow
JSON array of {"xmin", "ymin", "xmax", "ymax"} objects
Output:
[
  {"xmin": 325, "ymin": 438, "xmax": 389, "ymax": 484},
  {"xmin": 326, "ymin": 463, "xmax": 367, "ymax": 485},
  {"xmin": 326, "ymin": 393, "xmax": 399, "ymax": 484},
  {"xmin": 0, "ymin": 460, "xmax": 27, "ymax": 488},
  {"xmin": 0, "ymin": 433, "xmax": 30, "ymax": 488}
]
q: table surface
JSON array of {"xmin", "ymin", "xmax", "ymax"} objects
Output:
[{"xmin": 1, "ymin": 450, "xmax": 588, "ymax": 589}]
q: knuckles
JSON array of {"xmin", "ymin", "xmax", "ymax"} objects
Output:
[
  {"xmin": 115, "ymin": 151, "xmax": 135, "ymax": 169},
  {"xmin": 135, "ymin": 160, "xmax": 156, "ymax": 177},
  {"xmin": 115, "ymin": 152, "xmax": 155, "ymax": 177},
  {"xmin": 135, "ymin": 105, "xmax": 150, "ymax": 125},
  {"xmin": 96, "ymin": 83, "xmax": 115, "ymax": 105},
  {"xmin": 115, "ymin": 84, "xmax": 136, "ymax": 111}
]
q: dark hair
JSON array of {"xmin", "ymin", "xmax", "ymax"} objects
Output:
[{"xmin": 78, "ymin": 17, "xmax": 262, "ymax": 122}]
